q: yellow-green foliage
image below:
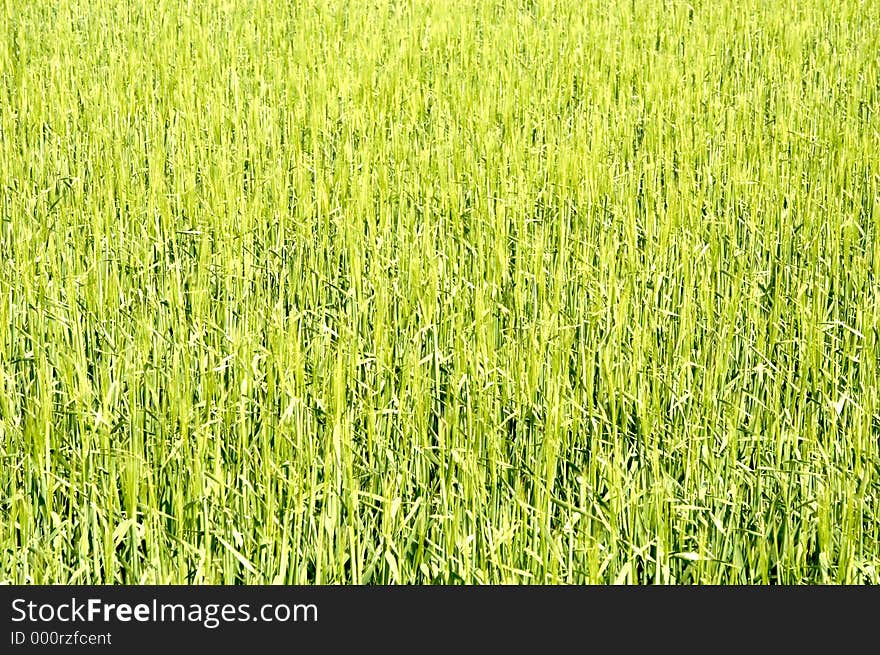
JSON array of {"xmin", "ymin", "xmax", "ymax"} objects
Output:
[{"xmin": 1, "ymin": 0, "xmax": 878, "ymax": 583}]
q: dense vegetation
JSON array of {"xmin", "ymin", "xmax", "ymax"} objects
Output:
[{"xmin": 1, "ymin": 0, "xmax": 878, "ymax": 583}]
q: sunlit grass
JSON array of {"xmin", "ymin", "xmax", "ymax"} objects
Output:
[{"xmin": 1, "ymin": 0, "xmax": 878, "ymax": 583}]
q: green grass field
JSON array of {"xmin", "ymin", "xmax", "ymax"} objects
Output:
[{"xmin": 1, "ymin": 0, "xmax": 879, "ymax": 584}]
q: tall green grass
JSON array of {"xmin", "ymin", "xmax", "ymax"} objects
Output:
[{"xmin": 1, "ymin": 0, "xmax": 878, "ymax": 583}]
